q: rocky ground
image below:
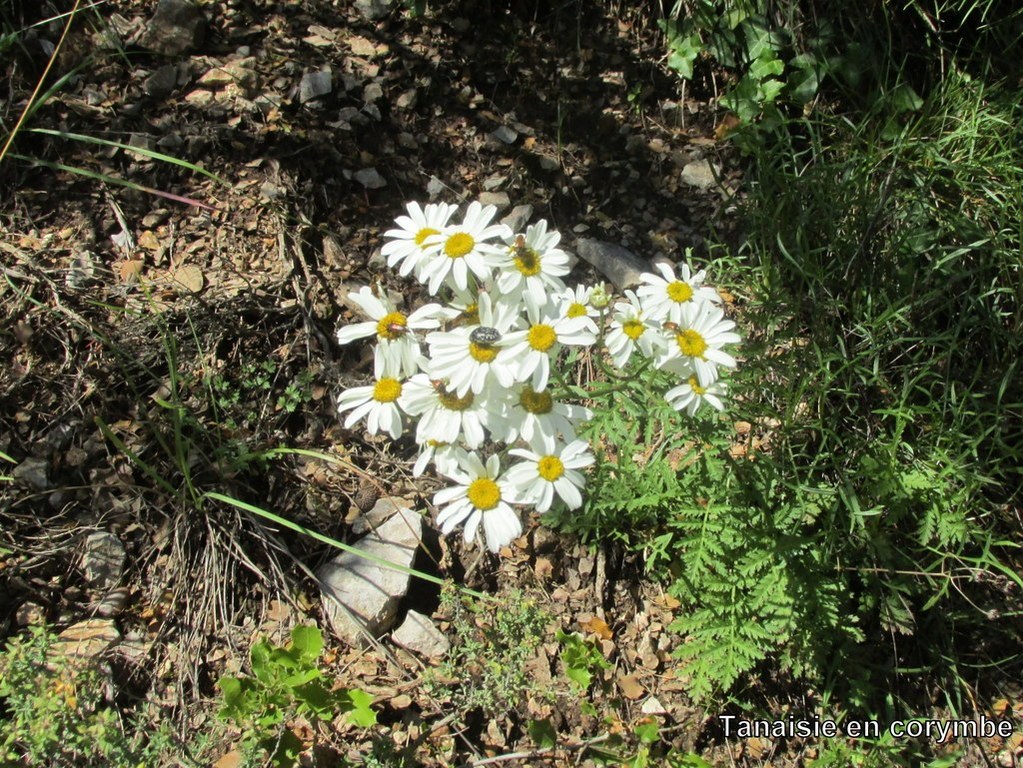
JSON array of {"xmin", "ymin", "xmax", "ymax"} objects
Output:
[{"xmin": 8, "ymin": 1, "xmax": 1012, "ymax": 766}]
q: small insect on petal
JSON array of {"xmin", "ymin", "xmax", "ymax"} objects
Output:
[{"xmin": 470, "ymin": 326, "xmax": 502, "ymax": 345}]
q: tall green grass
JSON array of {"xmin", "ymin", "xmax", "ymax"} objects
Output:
[{"xmin": 724, "ymin": 64, "xmax": 1023, "ymax": 709}]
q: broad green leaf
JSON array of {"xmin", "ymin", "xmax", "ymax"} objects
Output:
[
  {"xmin": 528, "ymin": 718, "xmax": 557, "ymax": 748},
  {"xmin": 344, "ymin": 689, "xmax": 377, "ymax": 727},
  {"xmin": 289, "ymin": 625, "xmax": 323, "ymax": 662}
]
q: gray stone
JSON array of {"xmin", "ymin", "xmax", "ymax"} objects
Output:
[
  {"xmin": 354, "ymin": 0, "xmax": 396, "ymax": 20},
  {"xmin": 55, "ymin": 618, "xmax": 120, "ymax": 660},
  {"xmin": 352, "ymin": 496, "xmax": 414, "ymax": 535},
  {"xmin": 318, "ymin": 504, "xmax": 423, "ymax": 645},
  {"xmin": 45, "ymin": 420, "xmax": 78, "ymax": 451},
  {"xmin": 299, "ymin": 69, "xmax": 332, "ymax": 103},
  {"xmin": 478, "ymin": 191, "xmax": 510, "ymax": 211},
  {"xmin": 483, "ymin": 175, "xmax": 507, "ymax": 191},
  {"xmin": 363, "ymin": 82, "xmax": 384, "ymax": 104},
  {"xmin": 12, "ymin": 457, "xmax": 50, "ymax": 490},
  {"xmin": 144, "ymin": 64, "xmax": 179, "ymax": 98},
  {"xmin": 680, "ymin": 158, "xmax": 720, "ymax": 190},
  {"xmin": 641, "ymin": 696, "xmax": 667, "ymax": 715},
  {"xmin": 391, "ymin": 610, "xmax": 450, "ymax": 658},
  {"xmin": 82, "ymin": 532, "xmax": 126, "ymax": 590},
  {"xmin": 354, "ymin": 168, "xmax": 387, "ymax": 189},
  {"xmin": 395, "ymin": 89, "xmax": 417, "ymax": 110},
  {"xmin": 501, "ymin": 204, "xmax": 533, "ymax": 235},
  {"xmin": 489, "ymin": 125, "xmax": 518, "ymax": 145},
  {"xmin": 15, "ymin": 602, "xmax": 46, "ymax": 626},
  {"xmin": 574, "ymin": 238, "xmax": 652, "ymax": 291},
  {"xmin": 426, "ymin": 176, "xmax": 446, "ymax": 199},
  {"xmin": 138, "ymin": 0, "xmax": 207, "ymax": 56},
  {"xmin": 197, "ymin": 58, "xmax": 258, "ymax": 96},
  {"xmin": 157, "ymin": 133, "xmax": 183, "ymax": 149}
]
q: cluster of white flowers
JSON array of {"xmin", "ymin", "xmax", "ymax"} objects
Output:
[{"xmin": 335, "ymin": 201, "xmax": 740, "ymax": 553}]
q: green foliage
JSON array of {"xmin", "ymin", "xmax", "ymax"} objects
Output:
[
  {"xmin": 705, "ymin": 65, "xmax": 1022, "ymax": 708},
  {"xmin": 217, "ymin": 624, "xmax": 376, "ymax": 767},
  {"xmin": 548, "ymin": 361, "xmax": 698, "ymax": 544},
  {"xmin": 659, "ymin": 1, "xmax": 1023, "ymax": 130},
  {"xmin": 812, "ymin": 731, "xmax": 962, "ymax": 768},
  {"xmin": 554, "ymin": 62, "xmax": 1023, "ymax": 711},
  {"xmin": 427, "ymin": 587, "xmax": 551, "ymax": 718},
  {"xmin": 556, "ymin": 629, "xmax": 612, "ymax": 691},
  {"xmin": 0, "ymin": 625, "xmax": 182, "ymax": 767}
]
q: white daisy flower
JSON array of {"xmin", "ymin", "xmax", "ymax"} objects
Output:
[
  {"xmin": 637, "ymin": 260, "xmax": 721, "ymax": 323},
  {"xmin": 507, "ymin": 434, "xmax": 594, "ymax": 512},
  {"xmin": 419, "ymin": 202, "xmax": 509, "ymax": 294},
  {"xmin": 335, "ymin": 286, "xmax": 445, "ymax": 377},
  {"xmin": 485, "ymin": 383, "xmax": 592, "ymax": 443},
  {"xmin": 491, "ymin": 220, "xmax": 572, "ymax": 315},
  {"xmin": 433, "ymin": 451, "xmax": 522, "ymax": 553},
  {"xmin": 554, "ymin": 284, "xmax": 600, "ymax": 334},
  {"xmin": 382, "ymin": 201, "xmax": 457, "ymax": 279},
  {"xmin": 502, "ymin": 303, "xmax": 597, "ymax": 390},
  {"xmin": 413, "ymin": 440, "xmax": 458, "ymax": 478},
  {"xmin": 425, "ymin": 293, "xmax": 520, "ymax": 397},
  {"xmin": 335, "ymin": 359, "xmax": 409, "ymax": 440},
  {"xmin": 605, "ymin": 290, "xmax": 664, "ymax": 369},
  {"xmin": 665, "ymin": 372, "xmax": 727, "ymax": 416},
  {"xmin": 402, "ymin": 374, "xmax": 489, "ymax": 449},
  {"xmin": 656, "ymin": 301, "xmax": 741, "ymax": 387}
]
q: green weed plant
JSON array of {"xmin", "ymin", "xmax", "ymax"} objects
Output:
[
  {"xmin": 0, "ymin": 624, "xmax": 183, "ymax": 766},
  {"xmin": 426, "ymin": 588, "xmax": 552, "ymax": 719},
  {"xmin": 217, "ymin": 624, "xmax": 376, "ymax": 767}
]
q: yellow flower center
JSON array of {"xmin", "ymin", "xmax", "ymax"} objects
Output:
[
  {"xmin": 622, "ymin": 318, "xmax": 645, "ymax": 341},
  {"xmin": 566, "ymin": 302, "xmax": 587, "ymax": 318},
  {"xmin": 513, "ymin": 246, "xmax": 541, "ymax": 276},
  {"xmin": 437, "ymin": 388, "xmax": 475, "ymax": 411},
  {"xmin": 373, "ymin": 378, "xmax": 402, "ymax": 403},
  {"xmin": 466, "ymin": 477, "xmax": 501, "ymax": 511},
  {"xmin": 537, "ymin": 456, "xmax": 564, "ymax": 481},
  {"xmin": 519, "ymin": 386, "xmax": 553, "ymax": 414},
  {"xmin": 444, "ymin": 232, "xmax": 475, "ymax": 259},
  {"xmin": 414, "ymin": 227, "xmax": 440, "ymax": 246},
  {"xmin": 459, "ymin": 302, "xmax": 479, "ymax": 325},
  {"xmin": 676, "ymin": 329, "xmax": 708, "ymax": 358},
  {"xmin": 688, "ymin": 375, "xmax": 707, "ymax": 395},
  {"xmin": 667, "ymin": 281, "xmax": 694, "ymax": 303},
  {"xmin": 469, "ymin": 341, "xmax": 498, "ymax": 363},
  {"xmin": 375, "ymin": 311, "xmax": 408, "ymax": 341},
  {"xmin": 527, "ymin": 324, "xmax": 557, "ymax": 352}
]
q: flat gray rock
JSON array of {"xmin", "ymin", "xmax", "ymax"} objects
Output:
[
  {"xmin": 13, "ymin": 457, "xmax": 50, "ymax": 490},
  {"xmin": 138, "ymin": 0, "xmax": 207, "ymax": 56},
  {"xmin": 489, "ymin": 125, "xmax": 518, "ymax": 144},
  {"xmin": 680, "ymin": 158, "xmax": 720, "ymax": 190},
  {"xmin": 352, "ymin": 496, "xmax": 414, "ymax": 535},
  {"xmin": 143, "ymin": 64, "xmax": 178, "ymax": 98},
  {"xmin": 354, "ymin": 168, "xmax": 387, "ymax": 189},
  {"xmin": 501, "ymin": 204, "xmax": 533, "ymax": 234},
  {"xmin": 574, "ymin": 238, "xmax": 652, "ymax": 291},
  {"xmin": 354, "ymin": 0, "xmax": 397, "ymax": 20},
  {"xmin": 392, "ymin": 609, "xmax": 450, "ymax": 658},
  {"xmin": 478, "ymin": 191, "xmax": 510, "ymax": 211},
  {"xmin": 319, "ymin": 503, "xmax": 423, "ymax": 646},
  {"xmin": 300, "ymin": 69, "xmax": 333, "ymax": 103},
  {"xmin": 82, "ymin": 531, "xmax": 126, "ymax": 590}
]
